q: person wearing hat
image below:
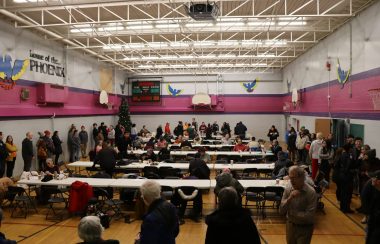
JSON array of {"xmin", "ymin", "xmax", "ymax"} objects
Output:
[{"xmin": 360, "ymin": 170, "xmax": 380, "ymax": 244}]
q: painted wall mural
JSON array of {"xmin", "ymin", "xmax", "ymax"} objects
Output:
[
  {"xmin": 337, "ymin": 58, "xmax": 350, "ymax": 88},
  {"xmin": 0, "ymin": 54, "xmax": 29, "ymax": 90},
  {"xmin": 242, "ymin": 79, "xmax": 258, "ymax": 93},
  {"xmin": 167, "ymin": 84, "xmax": 183, "ymax": 96}
]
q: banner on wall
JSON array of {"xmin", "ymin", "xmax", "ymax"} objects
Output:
[
  {"xmin": 336, "ymin": 58, "xmax": 350, "ymax": 88},
  {"xmin": 241, "ymin": 79, "xmax": 258, "ymax": 93},
  {"xmin": 29, "ymin": 50, "xmax": 65, "ymax": 78},
  {"xmin": 0, "ymin": 54, "xmax": 29, "ymax": 90}
]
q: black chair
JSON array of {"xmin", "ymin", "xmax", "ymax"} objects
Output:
[
  {"xmin": 215, "ymin": 159, "xmax": 228, "ymax": 164},
  {"xmin": 143, "ymin": 166, "xmax": 160, "ymax": 178},
  {"xmin": 257, "ymin": 168, "xmax": 273, "ymax": 179},
  {"xmin": 170, "ymin": 145, "xmax": 181, "ymax": 151},
  {"xmin": 86, "ymin": 166, "xmax": 100, "ymax": 176},
  {"xmin": 246, "ymin": 158, "xmax": 263, "ymax": 164},
  {"xmin": 244, "ymin": 186, "xmax": 265, "ymax": 215},
  {"xmin": 219, "ymin": 146, "xmax": 232, "ymax": 151},
  {"xmin": 8, "ymin": 186, "xmax": 38, "ymax": 218},
  {"xmin": 241, "ymin": 168, "xmax": 258, "ymax": 179},
  {"xmin": 159, "ymin": 166, "xmax": 173, "ymax": 178},
  {"xmin": 262, "ymin": 186, "xmax": 284, "ymax": 218},
  {"xmin": 161, "ymin": 186, "xmax": 174, "ymax": 200},
  {"xmin": 95, "ymin": 188, "xmax": 124, "ymax": 221},
  {"xmin": 46, "ymin": 188, "xmax": 67, "ymax": 220}
]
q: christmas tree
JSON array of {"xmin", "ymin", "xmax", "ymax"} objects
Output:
[{"xmin": 118, "ymin": 97, "xmax": 132, "ymax": 132}]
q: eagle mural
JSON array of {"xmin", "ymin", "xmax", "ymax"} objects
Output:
[
  {"xmin": 0, "ymin": 54, "xmax": 29, "ymax": 90},
  {"xmin": 336, "ymin": 58, "xmax": 350, "ymax": 88},
  {"xmin": 167, "ymin": 84, "xmax": 182, "ymax": 96},
  {"xmin": 242, "ymin": 79, "xmax": 258, "ymax": 93}
]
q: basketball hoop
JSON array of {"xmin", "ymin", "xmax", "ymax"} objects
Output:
[
  {"xmin": 106, "ymin": 102, "xmax": 113, "ymax": 110},
  {"xmin": 368, "ymin": 88, "xmax": 380, "ymax": 110}
]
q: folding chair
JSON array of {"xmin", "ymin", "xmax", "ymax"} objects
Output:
[
  {"xmin": 262, "ymin": 186, "xmax": 284, "ymax": 218},
  {"xmin": 46, "ymin": 188, "xmax": 67, "ymax": 220},
  {"xmin": 8, "ymin": 186, "xmax": 37, "ymax": 218},
  {"xmin": 143, "ymin": 166, "xmax": 160, "ymax": 178},
  {"xmin": 245, "ymin": 186, "xmax": 265, "ymax": 216},
  {"xmin": 241, "ymin": 168, "xmax": 258, "ymax": 179},
  {"xmin": 257, "ymin": 168, "xmax": 273, "ymax": 179},
  {"xmin": 95, "ymin": 188, "xmax": 124, "ymax": 221},
  {"xmin": 161, "ymin": 186, "xmax": 174, "ymax": 200}
]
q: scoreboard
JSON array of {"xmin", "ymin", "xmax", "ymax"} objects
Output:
[{"xmin": 131, "ymin": 81, "xmax": 161, "ymax": 102}]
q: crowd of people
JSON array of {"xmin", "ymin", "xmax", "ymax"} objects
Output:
[{"xmin": 1, "ymin": 118, "xmax": 380, "ymax": 244}]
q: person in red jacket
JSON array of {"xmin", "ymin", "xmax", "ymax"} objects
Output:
[{"xmin": 233, "ymin": 139, "xmax": 248, "ymax": 152}]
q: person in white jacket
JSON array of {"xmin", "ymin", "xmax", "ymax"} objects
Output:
[{"xmin": 309, "ymin": 132, "xmax": 324, "ymax": 180}]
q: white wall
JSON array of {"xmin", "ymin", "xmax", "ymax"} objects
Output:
[
  {"xmin": 128, "ymin": 72, "xmax": 283, "ymax": 95},
  {"xmin": 1, "ymin": 115, "xmax": 117, "ymax": 176},
  {"xmin": 131, "ymin": 114, "xmax": 285, "ymax": 141},
  {"xmin": 282, "ymin": 2, "xmax": 380, "ymax": 152},
  {"xmin": 0, "ymin": 20, "xmax": 126, "ymax": 93}
]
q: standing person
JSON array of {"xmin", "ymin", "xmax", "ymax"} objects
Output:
[
  {"xmin": 137, "ymin": 180, "xmax": 179, "ymax": 244},
  {"xmin": 71, "ymin": 130, "xmax": 81, "ymax": 162},
  {"xmin": 5, "ymin": 135, "xmax": 17, "ymax": 178},
  {"xmin": 221, "ymin": 122, "xmax": 231, "ymax": 137},
  {"xmin": 187, "ymin": 125, "xmax": 196, "ymax": 139},
  {"xmin": 212, "ymin": 121, "xmax": 219, "ymax": 135},
  {"xmin": 118, "ymin": 132, "xmax": 132, "ymax": 158},
  {"xmin": 206, "ymin": 187, "xmax": 261, "ymax": 244},
  {"xmin": 335, "ymin": 144, "xmax": 355, "ymax": 213},
  {"xmin": 108, "ymin": 125, "xmax": 115, "ymax": 146},
  {"xmin": 131, "ymin": 124, "xmax": 138, "ymax": 141},
  {"xmin": 0, "ymin": 133, "xmax": 8, "ymax": 177},
  {"xmin": 42, "ymin": 130, "xmax": 55, "ymax": 158},
  {"xmin": 309, "ymin": 132, "xmax": 323, "ymax": 179},
  {"xmin": 296, "ymin": 131, "xmax": 309, "ymax": 164},
  {"xmin": 234, "ymin": 121, "xmax": 247, "ymax": 139},
  {"xmin": 67, "ymin": 124, "xmax": 76, "ymax": 162},
  {"xmin": 114, "ymin": 122, "xmax": 123, "ymax": 147},
  {"xmin": 36, "ymin": 140, "xmax": 48, "ymax": 171},
  {"xmin": 22, "ymin": 132, "xmax": 34, "ymax": 171},
  {"xmin": 99, "ymin": 122, "xmax": 108, "ymax": 141},
  {"xmin": 79, "ymin": 126, "xmax": 89, "ymax": 159},
  {"xmin": 280, "ymin": 166, "xmax": 317, "ymax": 244},
  {"xmin": 319, "ymin": 140, "xmax": 334, "ymax": 182},
  {"xmin": 199, "ymin": 122, "xmax": 207, "ymax": 137},
  {"xmin": 156, "ymin": 125, "xmax": 163, "ymax": 140},
  {"xmin": 361, "ymin": 170, "xmax": 380, "ymax": 244},
  {"xmin": 287, "ymin": 127, "xmax": 297, "ymax": 162},
  {"xmin": 94, "ymin": 142, "xmax": 117, "ymax": 177},
  {"xmin": 52, "ymin": 131, "xmax": 62, "ymax": 165},
  {"xmin": 205, "ymin": 124, "xmax": 213, "ymax": 140},
  {"xmin": 267, "ymin": 125, "xmax": 279, "ymax": 142},
  {"xmin": 164, "ymin": 122, "xmax": 171, "ymax": 135},
  {"xmin": 191, "ymin": 118, "xmax": 198, "ymax": 133},
  {"xmin": 174, "ymin": 121, "xmax": 183, "ymax": 137},
  {"xmin": 92, "ymin": 123, "xmax": 98, "ymax": 145}
]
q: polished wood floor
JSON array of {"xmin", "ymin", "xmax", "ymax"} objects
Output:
[{"xmin": 1, "ymin": 178, "xmax": 366, "ymax": 244}]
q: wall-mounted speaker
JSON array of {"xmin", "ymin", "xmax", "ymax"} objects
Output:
[{"xmin": 20, "ymin": 88, "xmax": 30, "ymax": 100}]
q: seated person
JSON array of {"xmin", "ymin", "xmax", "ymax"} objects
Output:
[
  {"xmin": 180, "ymin": 139, "xmax": 192, "ymax": 149},
  {"xmin": 189, "ymin": 154, "xmax": 210, "ymax": 180},
  {"xmin": 141, "ymin": 148, "xmax": 157, "ymax": 162},
  {"xmin": 45, "ymin": 158, "xmax": 60, "ymax": 175},
  {"xmin": 0, "ymin": 209, "xmax": 16, "ymax": 244},
  {"xmin": 214, "ymin": 168, "xmax": 244, "ymax": 197},
  {"xmin": 272, "ymin": 151, "xmax": 292, "ymax": 177},
  {"xmin": 144, "ymin": 137, "xmax": 156, "ymax": 150},
  {"xmin": 94, "ymin": 142, "xmax": 117, "ymax": 177},
  {"xmin": 196, "ymin": 147, "xmax": 211, "ymax": 163},
  {"xmin": 221, "ymin": 134, "xmax": 232, "ymax": 145},
  {"xmin": 270, "ymin": 139, "xmax": 282, "ymax": 160},
  {"xmin": 248, "ymin": 137, "xmax": 260, "ymax": 151},
  {"xmin": 132, "ymin": 136, "xmax": 144, "ymax": 149},
  {"xmin": 156, "ymin": 137, "xmax": 167, "ymax": 150},
  {"xmin": 193, "ymin": 136, "xmax": 202, "ymax": 145},
  {"xmin": 233, "ymin": 139, "xmax": 248, "ymax": 152},
  {"xmin": 78, "ymin": 216, "xmax": 119, "ymax": 244},
  {"xmin": 205, "ymin": 187, "xmax": 261, "ymax": 244},
  {"xmin": 158, "ymin": 146, "xmax": 171, "ymax": 161},
  {"xmin": 174, "ymin": 135, "xmax": 183, "ymax": 145}
]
